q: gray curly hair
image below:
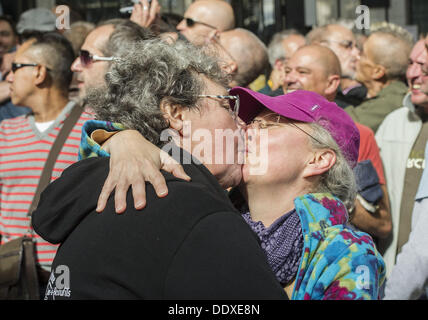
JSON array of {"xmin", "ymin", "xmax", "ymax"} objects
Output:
[{"xmin": 86, "ymin": 39, "xmax": 229, "ymax": 147}]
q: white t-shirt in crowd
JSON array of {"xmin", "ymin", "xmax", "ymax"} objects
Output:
[{"xmin": 35, "ymin": 120, "xmax": 55, "ymax": 132}]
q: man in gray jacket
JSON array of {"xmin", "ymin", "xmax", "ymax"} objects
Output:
[{"xmin": 375, "ymin": 39, "xmax": 428, "ymax": 281}]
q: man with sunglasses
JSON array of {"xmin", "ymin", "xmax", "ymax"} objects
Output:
[
  {"xmin": 0, "ymin": 32, "xmax": 95, "ymax": 296},
  {"xmin": 71, "ymin": 19, "xmax": 153, "ymax": 100},
  {"xmin": 176, "ymin": 0, "xmax": 235, "ymax": 46}
]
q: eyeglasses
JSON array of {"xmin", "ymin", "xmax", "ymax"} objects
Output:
[
  {"xmin": 250, "ymin": 114, "xmax": 324, "ymax": 145},
  {"xmin": 79, "ymin": 50, "xmax": 120, "ymax": 67},
  {"xmin": 184, "ymin": 17, "xmax": 217, "ymax": 30},
  {"xmin": 197, "ymin": 94, "xmax": 240, "ymax": 119},
  {"xmin": 11, "ymin": 63, "xmax": 39, "ymax": 73}
]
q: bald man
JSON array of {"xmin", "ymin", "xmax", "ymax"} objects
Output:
[
  {"xmin": 345, "ymin": 31, "xmax": 412, "ymax": 132},
  {"xmin": 176, "ymin": 0, "xmax": 235, "ymax": 46},
  {"xmin": 208, "ymin": 28, "xmax": 268, "ymax": 88},
  {"xmin": 261, "ymin": 30, "xmax": 306, "ymax": 96},
  {"xmin": 307, "ymin": 24, "xmax": 366, "ymax": 108},
  {"xmin": 283, "ymin": 45, "xmax": 341, "ymax": 101},
  {"xmin": 283, "ymin": 44, "xmax": 392, "ymax": 241}
]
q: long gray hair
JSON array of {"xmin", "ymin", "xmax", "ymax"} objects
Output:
[{"xmin": 86, "ymin": 39, "xmax": 228, "ymax": 147}]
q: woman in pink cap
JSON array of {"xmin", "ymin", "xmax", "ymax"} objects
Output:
[
  {"xmin": 55, "ymin": 86, "xmax": 386, "ymax": 299},
  {"xmin": 227, "ymin": 88, "xmax": 385, "ymax": 299}
]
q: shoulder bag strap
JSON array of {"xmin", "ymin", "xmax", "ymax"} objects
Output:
[{"xmin": 27, "ymin": 103, "xmax": 84, "ymax": 218}]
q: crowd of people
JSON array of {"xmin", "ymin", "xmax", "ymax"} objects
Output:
[{"xmin": 0, "ymin": 0, "xmax": 427, "ymax": 300}]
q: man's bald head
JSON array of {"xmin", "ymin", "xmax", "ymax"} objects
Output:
[
  {"xmin": 356, "ymin": 31, "xmax": 412, "ymax": 92},
  {"xmin": 177, "ymin": 0, "xmax": 235, "ymax": 45},
  {"xmin": 218, "ymin": 28, "xmax": 268, "ymax": 87},
  {"xmin": 364, "ymin": 32, "xmax": 412, "ymax": 80},
  {"xmin": 193, "ymin": 0, "xmax": 235, "ymax": 31},
  {"xmin": 296, "ymin": 45, "xmax": 341, "ymax": 77},
  {"xmin": 284, "ymin": 44, "xmax": 341, "ymax": 101}
]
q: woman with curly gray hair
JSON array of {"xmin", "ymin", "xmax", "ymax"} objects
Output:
[
  {"xmin": 34, "ymin": 36, "xmax": 385, "ymax": 300},
  {"xmin": 82, "ymin": 83, "xmax": 386, "ymax": 300},
  {"xmin": 32, "ymin": 38, "xmax": 290, "ymax": 299}
]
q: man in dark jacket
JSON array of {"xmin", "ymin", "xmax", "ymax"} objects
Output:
[{"xmin": 32, "ymin": 39, "xmax": 287, "ymax": 300}]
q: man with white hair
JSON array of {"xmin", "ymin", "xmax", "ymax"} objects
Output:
[
  {"xmin": 260, "ymin": 29, "xmax": 306, "ymax": 96},
  {"xmin": 307, "ymin": 24, "xmax": 365, "ymax": 108},
  {"xmin": 345, "ymin": 30, "xmax": 412, "ymax": 132}
]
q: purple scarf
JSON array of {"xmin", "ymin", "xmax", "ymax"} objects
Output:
[{"xmin": 242, "ymin": 209, "xmax": 303, "ymax": 286}]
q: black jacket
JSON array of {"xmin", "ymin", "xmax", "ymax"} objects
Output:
[
  {"xmin": 32, "ymin": 155, "xmax": 287, "ymax": 300},
  {"xmin": 335, "ymin": 85, "xmax": 368, "ymax": 109}
]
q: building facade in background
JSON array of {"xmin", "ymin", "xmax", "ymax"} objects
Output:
[{"xmin": 1, "ymin": 0, "xmax": 427, "ymax": 44}]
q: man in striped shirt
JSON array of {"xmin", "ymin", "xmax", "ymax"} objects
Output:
[
  {"xmin": 0, "ymin": 32, "xmax": 94, "ymax": 278},
  {"xmin": 0, "ymin": 20, "xmax": 154, "ymax": 292}
]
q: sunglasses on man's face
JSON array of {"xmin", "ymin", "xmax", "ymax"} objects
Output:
[
  {"xmin": 79, "ymin": 50, "xmax": 119, "ymax": 67},
  {"xmin": 11, "ymin": 63, "xmax": 39, "ymax": 73},
  {"xmin": 184, "ymin": 17, "xmax": 217, "ymax": 30}
]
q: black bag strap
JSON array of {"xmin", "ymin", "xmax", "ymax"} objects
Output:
[
  {"xmin": 27, "ymin": 103, "xmax": 84, "ymax": 217},
  {"xmin": 22, "ymin": 238, "xmax": 40, "ymax": 300}
]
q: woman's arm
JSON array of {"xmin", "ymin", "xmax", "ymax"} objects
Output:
[{"xmin": 97, "ymin": 130, "xmax": 190, "ymax": 213}]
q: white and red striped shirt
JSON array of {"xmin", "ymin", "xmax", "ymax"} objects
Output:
[{"xmin": 0, "ymin": 101, "xmax": 95, "ymax": 271}]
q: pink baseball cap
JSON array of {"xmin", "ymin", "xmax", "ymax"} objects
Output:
[{"xmin": 229, "ymin": 87, "xmax": 360, "ymax": 167}]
